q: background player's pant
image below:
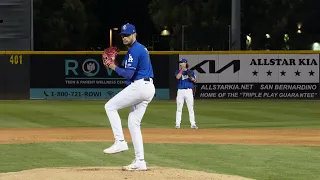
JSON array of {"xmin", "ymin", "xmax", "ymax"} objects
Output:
[
  {"xmin": 176, "ymin": 89, "xmax": 196, "ymax": 126},
  {"xmin": 104, "ymin": 78, "xmax": 155, "ymax": 160}
]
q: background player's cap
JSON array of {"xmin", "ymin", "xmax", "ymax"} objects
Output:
[
  {"xmin": 120, "ymin": 23, "xmax": 136, "ymax": 35},
  {"xmin": 179, "ymin": 58, "xmax": 188, "ymax": 63}
]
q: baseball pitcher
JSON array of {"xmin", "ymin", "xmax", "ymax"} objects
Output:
[
  {"xmin": 174, "ymin": 58, "xmax": 198, "ymax": 129},
  {"xmin": 102, "ymin": 23, "xmax": 155, "ymax": 171}
]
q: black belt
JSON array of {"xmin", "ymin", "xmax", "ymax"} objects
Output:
[{"xmin": 132, "ymin": 78, "xmax": 152, "ymax": 82}]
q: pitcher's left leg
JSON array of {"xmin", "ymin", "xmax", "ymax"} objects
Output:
[
  {"xmin": 185, "ymin": 89, "xmax": 197, "ymax": 129},
  {"xmin": 103, "ymin": 84, "xmax": 141, "ymax": 154}
]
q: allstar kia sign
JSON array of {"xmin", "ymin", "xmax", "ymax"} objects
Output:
[{"xmin": 179, "ymin": 54, "xmax": 320, "ymax": 99}]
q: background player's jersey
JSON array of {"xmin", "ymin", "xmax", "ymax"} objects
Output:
[
  {"xmin": 123, "ymin": 41, "xmax": 154, "ymax": 82},
  {"xmin": 175, "ymin": 69, "xmax": 196, "ymax": 89}
]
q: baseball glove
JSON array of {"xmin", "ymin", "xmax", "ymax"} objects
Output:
[
  {"xmin": 102, "ymin": 46, "xmax": 120, "ymax": 67},
  {"xmin": 187, "ymin": 70, "xmax": 193, "ymax": 78},
  {"xmin": 187, "ymin": 70, "xmax": 196, "ymax": 85},
  {"xmin": 187, "ymin": 70, "xmax": 197, "ymax": 96}
]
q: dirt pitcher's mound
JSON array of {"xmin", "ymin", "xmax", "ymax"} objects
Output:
[{"xmin": 0, "ymin": 166, "xmax": 255, "ymax": 180}]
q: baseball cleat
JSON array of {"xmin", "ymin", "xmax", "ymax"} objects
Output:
[
  {"xmin": 122, "ymin": 159, "xmax": 147, "ymax": 171},
  {"xmin": 103, "ymin": 141, "xmax": 129, "ymax": 154},
  {"xmin": 191, "ymin": 125, "xmax": 198, "ymax": 129},
  {"xmin": 175, "ymin": 125, "xmax": 180, "ymax": 129}
]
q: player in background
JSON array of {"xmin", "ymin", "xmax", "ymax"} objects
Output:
[
  {"xmin": 174, "ymin": 58, "xmax": 198, "ymax": 129},
  {"xmin": 103, "ymin": 23, "xmax": 155, "ymax": 171}
]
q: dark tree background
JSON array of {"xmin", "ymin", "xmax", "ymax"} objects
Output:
[{"xmin": 33, "ymin": 0, "xmax": 320, "ymax": 51}]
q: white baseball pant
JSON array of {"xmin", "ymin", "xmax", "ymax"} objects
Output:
[
  {"xmin": 176, "ymin": 89, "xmax": 196, "ymax": 126},
  {"xmin": 104, "ymin": 78, "xmax": 155, "ymax": 160}
]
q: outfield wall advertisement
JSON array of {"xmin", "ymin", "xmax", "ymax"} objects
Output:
[
  {"xmin": 29, "ymin": 54, "xmax": 170, "ymax": 100},
  {"xmin": 1, "ymin": 51, "xmax": 320, "ymax": 100},
  {"xmin": 179, "ymin": 54, "xmax": 320, "ymax": 99}
]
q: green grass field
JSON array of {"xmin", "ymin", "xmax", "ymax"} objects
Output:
[
  {"xmin": 1, "ymin": 100, "xmax": 320, "ymax": 128},
  {"xmin": 1, "ymin": 100, "xmax": 320, "ymax": 180}
]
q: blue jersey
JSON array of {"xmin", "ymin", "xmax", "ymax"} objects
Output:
[
  {"xmin": 175, "ymin": 69, "xmax": 196, "ymax": 89},
  {"xmin": 123, "ymin": 41, "xmax": 154, "ymax": 82}
]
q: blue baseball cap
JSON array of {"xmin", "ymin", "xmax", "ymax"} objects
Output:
[
  {"xmin": 179, "ymin": 58, "xmax": 188, "ymax": 63},
  {"xmin": 120, "ymin": 23, "xmax": 136, "ymax": 35}
]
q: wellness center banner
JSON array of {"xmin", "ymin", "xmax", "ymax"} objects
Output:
[{"xmin": 29, "ymin": 54, "xmax": 170, "ymax": 99}]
